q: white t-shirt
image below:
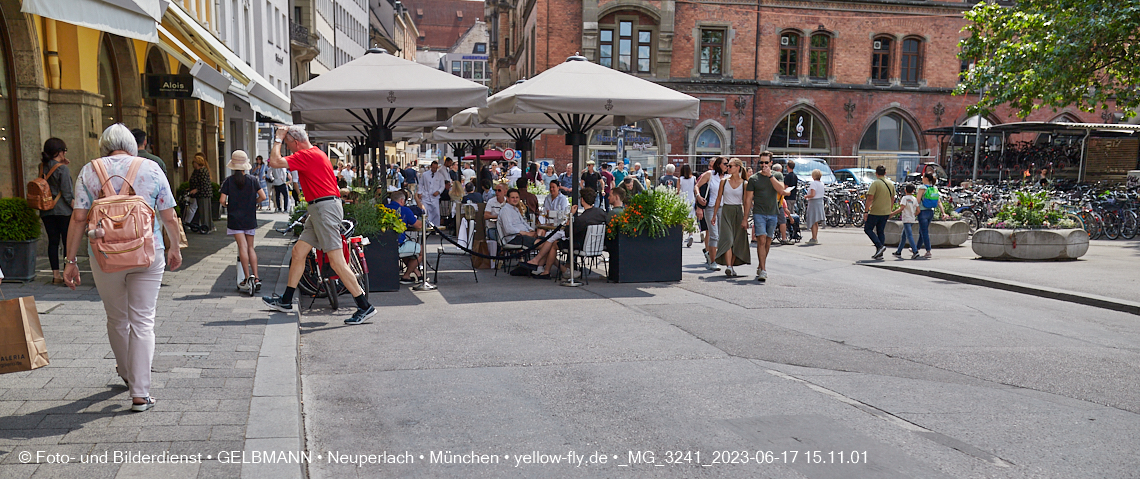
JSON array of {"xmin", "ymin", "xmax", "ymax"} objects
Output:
[
  {"xmin": 485, "ymin": 196, "xmax": 506, "ymax": 230},
  {"xmin": 462, "ymin": 168, "xmax": 476, "ymax": 182},
  {"xmin": 898, "ymin": 195, "xmax": 919, "ymax": 223},
  {"xmin": 807, "ymin": 180, "xmax": 825, "ymax": 202}
]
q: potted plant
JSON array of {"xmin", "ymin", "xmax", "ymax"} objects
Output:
[
  {"xmin": 972, "ymin": 190, "xmax": 1087, "ymax": 260},
  {"xmin": 0, "ymin": 198, "xmax": 43, "ymax": 283},
  {"xmin": 345, "ymin": 199, "xmax": 406, "ymax": 292},
  {"xmin": 606, "ymin": 186, "xmax": 694, "ymax": 283}
]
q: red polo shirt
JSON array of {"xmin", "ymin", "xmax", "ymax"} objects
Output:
[{"xmin": 286, "ymin": 147, "xmax": 339, "ymax": 201}]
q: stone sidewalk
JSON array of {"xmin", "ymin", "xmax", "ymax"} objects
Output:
[{"xmin": 0, "ymin": 213, "xmax": 297, "ymax": 479}]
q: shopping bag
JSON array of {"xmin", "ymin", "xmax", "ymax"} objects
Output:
[
  {"xmin": 0, "ymin": 296, "xmax": 50, "ymax": 374},
  {"xmin": 472, "ymin": 241, "xmax": 491, "ymax": 269},
  {"xmin": 162, "ymin": 221, "xmax": 189, "ymax": 250}
]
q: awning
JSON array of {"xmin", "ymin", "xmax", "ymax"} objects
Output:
[
  {"xmin": 23, "ymin": 0, "xmax": 169, "ymax": 42},
  {"xmin": 188, "ymin": 61, "xmax": 228, "ymax": 108},
  {"xmin": 165, "ymin": 3, "xmax": 291, "ymax": 122}
]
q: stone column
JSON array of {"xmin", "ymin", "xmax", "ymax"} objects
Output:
[{"xmin": 47, "ymin": 89, "xmax": 104, "ymax": 173}]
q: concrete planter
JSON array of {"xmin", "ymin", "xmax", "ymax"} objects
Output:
[
  {"xmin": 971, "ymin": 228, "xmax": 1089, "ymax": 260},
  {"xmin": 885, "ymin": 220, "xmax": 969, "ymax": 248}
]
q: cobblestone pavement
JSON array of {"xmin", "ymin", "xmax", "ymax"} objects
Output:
[{"xmin": 0, "ymin": 214, "xmax": 293, "ymax": 479}]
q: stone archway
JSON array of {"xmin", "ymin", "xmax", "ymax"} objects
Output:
[
  {"xmin": 0, "ymin": 0, "xmax": 47, "ymax": 197},
  {"xmin": 101, "ymin": 34, "xmax": 143, "ymax": 129}
]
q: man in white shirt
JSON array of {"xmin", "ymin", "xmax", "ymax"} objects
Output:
[
  {"xmin": 268, "ymin": 165, "xmax": 289, "ymax": 212},
  {"xmin": 462, "ymin": 163, "xmax": 476, "ymax": 183},
  {"xmin": 506, "ymin": 161, "xmax": 522, "ymax": 185},
  {"xmin": 418, "ymin": 160, "xmax": 448, "ymax": 229},
  {"xmin": 341, "ymin": 166, "xmax": 355, "ymax": 187},
  {"xmin": 483, "ymin": 183, "xmax": 508, "ymax": 240}
]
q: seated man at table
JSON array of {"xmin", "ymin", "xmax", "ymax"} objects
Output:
[
  {"xmin": 386, "ymin": 190, "xmax": 423, "ymax": 284},
  {"xmin": 521, "ymin": 188, "xmax": 606, "ymax": 279},
  {"xmin": 498, "ymin": 188, "xmax": 539, "ymax": 249},
  {"xmin": 483, "ymin": 183, "xmax": 508, "ymax": 241},
  {"xmin": 461, "ymin": 182, "xmax": 483, "ymax": 204}
]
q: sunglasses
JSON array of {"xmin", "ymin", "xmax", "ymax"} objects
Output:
[{"xmin": 758, "ymin": 161, "xmax": 771, "ymax": 165}]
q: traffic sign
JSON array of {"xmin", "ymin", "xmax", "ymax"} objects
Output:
[{"xmin": 503, "ymin": 149, "xmax": 516, "ymax": 160}]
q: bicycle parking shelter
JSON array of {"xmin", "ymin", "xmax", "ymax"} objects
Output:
[{"xmin": 924, "ymin": 121, "xmax": 1140, "ymax": 184}]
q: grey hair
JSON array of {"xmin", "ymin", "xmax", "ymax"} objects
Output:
[
  {"xmin": 390, "ymin": 189, "xmax": 407, "ymax": 202},
  {"xmin": 772, "ymin": 163, "xmax": 783, "ymax": 172},
  {"xmin": 285, "ymin": 125, "xmax": 309, "ymax": 143},
  {"xmin": 100, "ymin": 123, "xmax": 138, "ymax": 156},
  {"xmin": 665, "ymin": 163, "xmax": 675, "ymax": 173}
]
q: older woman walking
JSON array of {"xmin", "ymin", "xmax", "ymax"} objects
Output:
[
  {"xmin": 38, "ymin": 138, "xmax": 74, "ymax": 284},
  {"xmin": 187, "ymin": 153, "xmax": 213, "ymax": 233},
  {"xmin": 63, "ymin": 124, "xmax": 182, "ymax": 412},
  {"xmin": 712, "ymin": 158, "xmax": 750, "ymax": 277},
  {"xmin": 803, "ymin": 169, "xmax": 826, "ymax": 244}
]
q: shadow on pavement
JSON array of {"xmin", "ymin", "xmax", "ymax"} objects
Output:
[{"xmin": 0, "ymin": 389, "xmax": 121, "ymax": 440}]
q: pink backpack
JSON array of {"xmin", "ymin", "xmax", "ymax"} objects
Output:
[{"xmin": 87, "ymin": 158, "xmax": 155, "ymax": 273}]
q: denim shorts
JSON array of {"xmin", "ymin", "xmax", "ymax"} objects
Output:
[{"xmin": 753, "ymin": 214, "xmax": 778, "ymax": 238}]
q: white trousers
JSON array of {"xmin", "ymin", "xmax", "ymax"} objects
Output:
[
  {"xmin": 423, "ymin": 197, "xmax": 441, "ymax": 229},
  {"xmin": 90, "ymin": 252, "xmax": 165, "ymax": 399}
]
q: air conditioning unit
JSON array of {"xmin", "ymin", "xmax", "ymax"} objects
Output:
[
  {"xmin": 873, "ymin": 40, "xmax": 882, "ymax": 50},
  {"xmin": 780, "ymin": 36, "xmax": 789, "ymax": 46}
]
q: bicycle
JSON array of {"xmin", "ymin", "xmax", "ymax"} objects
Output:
[{"xmin": 277, "ymin": 214, "xmax": 369, "ymax": 310}]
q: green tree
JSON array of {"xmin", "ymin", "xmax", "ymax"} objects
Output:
[{"xmin": 956, "ymin": 0, "xmax": 1140, "ymax": 119}]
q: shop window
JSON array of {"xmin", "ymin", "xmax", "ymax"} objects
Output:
[
  {"xmin": 451, "ymin": 61, "xmax": 461, "ymax": 76},
  {"xmin": 474, "ymin": 62, "xmax": 484, "ymax": 80},
  {"xmin": 900, "ymin": 38, "xmax": 922, "ymax": 84},
  {"xmin": 779, "ymin": 32, "xmax": 800, "ymax": 78},
  {"xmin": 699, "ymin": 29, "xmax": 724, "ymax": 76},
  {"xmin": 694, "ymin": 127, "xmax": 724, "ymax": 172},
  {"xmin": 871, "ymin": 36, "xmax": 892, "ymax": 84},
  {"xmin": 769, "ymin": 110, "xmax": 831, "ymax": 151},
  {"xmin": 808, "ymin": 33, "xmax": 830, "ymax": 79},
  {"xmin": 462, "ymin": 61, "xmax": 472, "ymax": 79},
  {"xmin": 860, "ymin": 113, "xmax": 919, "ymax": 151}
]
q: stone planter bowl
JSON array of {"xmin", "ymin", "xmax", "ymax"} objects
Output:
[
  {"xmin": 971, "ymin": 228, "xmax": 1089, "ymax": 260},
  {"xmin": 885, "ymin": 220, "xmax": 969, "ymax": 248}
]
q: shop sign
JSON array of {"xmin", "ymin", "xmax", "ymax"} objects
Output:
[{"xmin": 144, "ymin": 74, "xmax": 195, "ymax": 99}]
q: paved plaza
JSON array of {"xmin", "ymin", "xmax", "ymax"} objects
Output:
[{"xmin": 1, "ymin": 216, "xmax": 1138, "ymax": 478}]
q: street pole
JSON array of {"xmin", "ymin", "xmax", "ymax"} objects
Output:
[{"xmin": 971, "ymin": 88, "xmax": 984, "ymax": 183}]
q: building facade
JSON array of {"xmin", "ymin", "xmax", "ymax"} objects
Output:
[
  {"xmin": 483, "ymin": 0, "xmax": 1108, "ymax": 177},
  {"xmin": 439, "ymin": 21, "xmax": 490, "ymax": 87}
]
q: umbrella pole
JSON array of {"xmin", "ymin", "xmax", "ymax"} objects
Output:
[{"xmin": 562, "ymin": 119, "xmax": 584, "ymax": 287}]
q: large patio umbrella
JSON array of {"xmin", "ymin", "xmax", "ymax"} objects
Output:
[
  {"xmin": 479, "ymin": 55, "xmax": 699, "ymax": 286},
  {"xmin": 450, "ymin": 105, "xmax": 560, "ymax": 189},
  {"xmin": 290, "ymin": 48, "xmax": 488, "ymax": 195}
]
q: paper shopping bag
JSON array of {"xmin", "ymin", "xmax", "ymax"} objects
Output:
[{"xmin": 0, "ymin": 296, "xmax": 50, "ymax": 374}]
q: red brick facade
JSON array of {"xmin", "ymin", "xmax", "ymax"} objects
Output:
[{"xmin": 485, "ymin": 0, "xmax": 1107, "ymax": 173}]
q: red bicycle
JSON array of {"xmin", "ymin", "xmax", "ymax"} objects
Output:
[{"xmin": 280, "ymin": 214, "xmax": 369, "ymax": 310}]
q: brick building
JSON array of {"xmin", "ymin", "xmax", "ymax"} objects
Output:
[{"xmin": 483, "ymin": 0, "xmax": 1108, "ymax": 176}]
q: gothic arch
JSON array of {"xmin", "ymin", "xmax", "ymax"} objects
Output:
[
  {"xmin": 766, "ymin": 103, "xmax": 837, "ymax": 153},
  {"xmin": 597, "ymin": 1, "xmax": 662, "ymax": 25},
  {"xmin": 857, "ymin": 106, "xmax": 925, "ymax": 152},
  {"xmin": 99, "ymin": 33, "xmax": 143, "ymax": 128},
  {"xmin": 1049, "ymin": 112, "xmax": 1081, "ymax": 123},
  {"xmin": 689, "ymin": 119, "xmax": 729, "ymax": 156}
]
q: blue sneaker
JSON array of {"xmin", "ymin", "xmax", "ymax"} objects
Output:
[
  {"xmin": 344, "ymin": 305, "xmax": 377, "ymax": 325},
  {"xmin": 262, "ymin": 295, "xmax": 294, "ymax": 313}
]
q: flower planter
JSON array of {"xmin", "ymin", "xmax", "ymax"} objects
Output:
[
  {"xmin": 364, "ymin": 231, "xmax": 400, "ymax": 292},
  {"xmin": 607, "ymin": 226, "xmax": 682, "ymax": 283},
  {"xmin": 885, "ymin": 220, "xmax": 969, "ymax": 248},
  {"xmin": 971, "ymin": 228, "xmax": 1088, "ymax": 260},
  {"xmin": 0, "ymin": 239, "xmax": 38, "ymax": 283}
]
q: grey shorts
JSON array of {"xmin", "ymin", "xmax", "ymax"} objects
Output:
[
  {"xmin": 298, "ymin": 199, "xmax": 344, "ymax": 253},
  {"xmin": 705, "ymin": 206, "xmax": 719, "ymax": 242}
]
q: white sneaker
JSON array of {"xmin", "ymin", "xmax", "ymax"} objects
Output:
[
  {"xmin": 725, "ymin": 267, "xmax": 735, "ymax": 277},
  {"xmin": 756, "ymin": 270, "xmax": 768, "ymax": 281},
  {"xmin": 706, "ymin": 261, "xmax": 720, "ymax": 271}
]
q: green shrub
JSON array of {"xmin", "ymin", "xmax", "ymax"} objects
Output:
[{"xmin": 0, "ymin": 198, "xmax": 43, "ymax": 241}]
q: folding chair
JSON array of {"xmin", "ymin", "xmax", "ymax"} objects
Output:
[
  {"xmin": 561, "ymin": 224, "xmax": 607, "ymax": 284},
  {"xmin": 434, "ymin": 205, "xmax": 479, "ymax": 283}
]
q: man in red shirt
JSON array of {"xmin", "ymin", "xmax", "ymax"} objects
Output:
[{"xmin": 263, "ymin": 125, "xmax": 376, "ymax": 325}]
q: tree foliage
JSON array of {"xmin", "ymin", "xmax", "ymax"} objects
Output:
[{"xmin": 955, "ymin": 0, "xmax": 1140, "ymax": 119}]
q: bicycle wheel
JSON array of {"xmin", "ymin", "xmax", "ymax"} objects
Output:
[
  {"xmin": 825, "ymin": 203, "xmax": 841, "ymax": 227},
  {"xmin": 851, "ymin": 202, "xmax": 866, "ymax": 227},
  {"xmin": 324, "ymin": 277, "xmax": 340, "ymax": 310},
  {"xmin": 1103, "ymin": 211, "xmax": 1121, "ymax": 240},
  {"xmin": 960, "ymin": 210, "xmax": 978, "ymax": 234},
  {"xmin": 298, "ymin": 253, "xmax": 323, "ymax": 297},
  {"xmin": 1089, "ymin": 211, "xmax": 1105, "ymax": 240},
  {"xmin": 1064, "ymin": 213, "xmax": 1084, "ymax": 233},
  {"xmin": 1120, "ymin": 210, "xmax": 1138, "ymax": 240},
  {"xmin": 349, "ymin": 243, "xmax": 369, "ymax": 299}
]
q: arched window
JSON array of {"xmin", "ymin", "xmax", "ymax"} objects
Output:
[
  {"xmin": 693, "ymin": 127, "xmax": 724, "ymax": 172},
  {"xmin": 97, "ymin": 35, "xmax": 123, "ymax": 131},
  {"xmin": 779, "ymin": 32, "xmax": 800, "ymax": 77},
  {"xmin": 871, "ymin": 36, "xmax": 892, "ymax": 83},
  {"xmin": 860, "ymin": 113, "xmax": 919, "ymax": 152},
  {"xmin": 900, "ymin": 37, "xmax": 922, "ymax": 84},
  {"xmin": 769, "ymin": 110, "xmax": 831, "ymax": 153},
  {"xmin": 808, "ymin": 33, "xmax": 830, "ymax": 79}
]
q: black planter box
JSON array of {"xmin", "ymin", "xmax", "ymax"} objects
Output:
[
  {"xmin": 607, "ymin": 226, "xmax": 682, "ymax": 283},
  {"xmin": 365, "ymin": 231, "xmax": 400, "ymax": 292},
  {"xmin": 0, "ymin": 239, "xmax": 38, "ymax": 283}
]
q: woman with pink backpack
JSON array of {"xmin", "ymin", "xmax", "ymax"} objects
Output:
[{"xmin": 62, "ymin": 124, "xmax": 183, "ymax": 413}]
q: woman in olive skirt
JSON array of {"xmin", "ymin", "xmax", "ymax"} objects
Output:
[{"xmin": 712, "ymin": 158, "xmax": 750, "ymax": 276}]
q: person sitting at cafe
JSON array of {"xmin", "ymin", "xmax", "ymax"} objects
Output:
[
  {"xmin": 543, "ymin": 179, "xmax": 570, "ymax": 215},
  {"xmin": 516, "ymin": 177, "xmax": 539, "ymax": 218},
  {"xmin": 484, "ymin": 182, "xmax": 508, "ymax": 240},
  {"xmin": 462, "ymin": 182, "xmax": 483, "ymax": 204},
  {"xmin": 386, "ymin": 190, "xmax": 423, "ymax": 285},
  {"xmin": 519, "ymin": 188, "xmax": 606, "ymax": 279},
  {"xmin": 498, "ymin": 188, "xmax": 539, "ymax": 248},
  {"xmin": 608, "ymin": 187, "xmax": 626, "ymax": 221}
]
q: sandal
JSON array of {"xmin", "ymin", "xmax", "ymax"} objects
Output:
[{"xmin": 131, "ymin": 397, "xmax": 156, "ymax": 412}]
